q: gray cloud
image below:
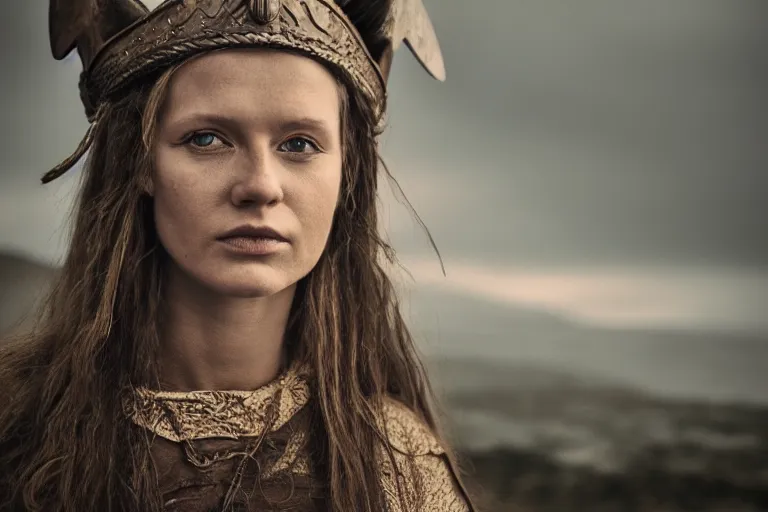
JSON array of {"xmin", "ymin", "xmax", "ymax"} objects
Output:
[{"xmin": 383, "ymin": 0, "xmax": 768, "ymax": 267}]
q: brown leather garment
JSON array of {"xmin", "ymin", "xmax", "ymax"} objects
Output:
[
  {"xmin": 125, "ymin": 365, "xmax": 473, "ymax": 511},
  {"xmin": 152, "ymin": 407, "xmax": 325, "ymax": 511}
]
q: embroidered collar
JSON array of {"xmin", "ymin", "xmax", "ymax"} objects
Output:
[{"xmin": 125, "ymin": 364, "xmax": 311, "ymax": 442}]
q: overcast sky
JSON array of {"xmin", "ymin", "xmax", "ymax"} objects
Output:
[{"xmin": 1, "ymin": 0, "xmax": 766, "ymax": 337}]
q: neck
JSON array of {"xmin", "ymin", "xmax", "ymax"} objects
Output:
[{"xmin": 158, "ymin": 265, "xmax": 297, "ymax": 391}]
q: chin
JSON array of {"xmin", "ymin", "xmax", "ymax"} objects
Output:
[
  {"xmin": 166, "ymin": 250, "xmax": 311, "ymax": 299},
  {"xmin": 210, "ymin": 266, "xmax": 297, "ymax": 298}
]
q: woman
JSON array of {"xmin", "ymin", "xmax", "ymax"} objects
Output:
[{"xmin": 0, "ymin": 0, "xmax": 475, "ymax": 510}]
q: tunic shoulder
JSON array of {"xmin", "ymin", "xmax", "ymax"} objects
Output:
[{"xmin": 377, "ymin": 398, "xmax": 472, "ymax": 512}]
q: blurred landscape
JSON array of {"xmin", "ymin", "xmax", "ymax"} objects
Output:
[
  {"xmin": 432, "ymin": 359, "xmax": 768, "ymax": 511},
  {"xmin": 415, "ymin": 290, "xmax": 768, "ymax": 511},
  {"xmin": 0, "ymin": 251, "xmax": 57, "ymax": 336},
  {"xmin": 3, "ymin": 249, "xmax": 768, "ymax": 511}
]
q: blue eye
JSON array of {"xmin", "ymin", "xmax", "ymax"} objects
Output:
[
  {"xmin": 190, "ymin": 133, "xmax": 217, "ymax": 147},
  {"xmin": 280, "ymin": 137, "xmax": 319, "ymax": 153}
]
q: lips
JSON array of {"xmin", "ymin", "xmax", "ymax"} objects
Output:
[
  {"xmin": 216, "ymin": 225, "xmax": 289, "ymax": 256},
  {"xmin": 217, "ymin": 225, "xmax": 288, "ymax": 242}
]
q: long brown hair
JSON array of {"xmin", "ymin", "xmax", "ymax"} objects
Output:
[{"xmin": 0, "ymin": 55, "xmax": 469, "ymax": 511}]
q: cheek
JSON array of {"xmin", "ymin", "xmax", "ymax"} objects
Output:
[
  {"xmin": 295, "ymin": 161, "xmax": 342, "ymax": 249},
  {"xmin": 152, "ymin": 151, "xmax": 216, "ymax": 254}
]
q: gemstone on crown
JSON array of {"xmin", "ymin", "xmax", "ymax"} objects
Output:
[{"xmin": 248, "ymin": 0, "xmax": 281, "ymax": 24}]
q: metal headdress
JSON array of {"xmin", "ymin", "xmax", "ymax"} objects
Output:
[{"xmin": 43, "ymin": 0, "xmax": 445, "ymax": 183}]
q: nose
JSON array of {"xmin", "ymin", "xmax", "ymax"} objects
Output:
[{"xmin": 229, "ymin": 149, "xmax": 284, "ymax": 207}]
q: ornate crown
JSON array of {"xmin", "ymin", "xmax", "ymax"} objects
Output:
[{"xmin": 44, "ymin": 0, "xmax": 445, "ymax": 183}]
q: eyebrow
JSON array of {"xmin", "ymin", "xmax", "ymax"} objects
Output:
[
  {"xmin": 166, "ymin": 112, "xmax": 333, "ymax": 136},
  {"xmin": 277, "ymin": 117, "xmax": 333, "ymax": 134}
]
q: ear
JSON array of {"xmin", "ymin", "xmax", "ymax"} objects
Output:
[{"xmin": 49, "ymin": 0, "xmax": 148, "ymax": 67}]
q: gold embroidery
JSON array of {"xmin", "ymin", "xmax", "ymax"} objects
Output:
[
  {"xmin": 378, "ymin": 398, "xmax": 471, "ymax": 512},
  {"xmin": 124, "ymin": 365, "xmax": 310, "ymax": 442},
  {"xmin": 262, "ymin": 429, "xmax": 310, "ymax": 479}
]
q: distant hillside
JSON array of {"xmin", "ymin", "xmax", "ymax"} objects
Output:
[
  {"xmin": 438, "ymin": 360, "xmax": 768, "ymax": 511},
  {"xmin": 0, "ymin": 250, "xmax": 58, "ymax": 337},
  {"xmin": 410, "ymin": 284, "xmax": 768, "ymax": 406}
]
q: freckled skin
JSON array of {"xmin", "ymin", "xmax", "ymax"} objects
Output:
[{"xmin": 151, "ymin": 49, "xmax": 343, "ymax": 298}]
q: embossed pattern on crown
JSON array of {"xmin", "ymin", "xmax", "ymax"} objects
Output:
[{"xmin": 83, "ymin": 0, "xmax": 386, "ymax": 119}]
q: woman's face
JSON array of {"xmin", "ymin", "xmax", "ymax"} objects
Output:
[{"xmin": 151, "ymin": 49, "xmax": 343, "ymax": 297}]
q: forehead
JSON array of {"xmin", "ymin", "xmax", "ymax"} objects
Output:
[{"xmin": 161, "ymin": 48, "xmax": 341, "ymax": 122}]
